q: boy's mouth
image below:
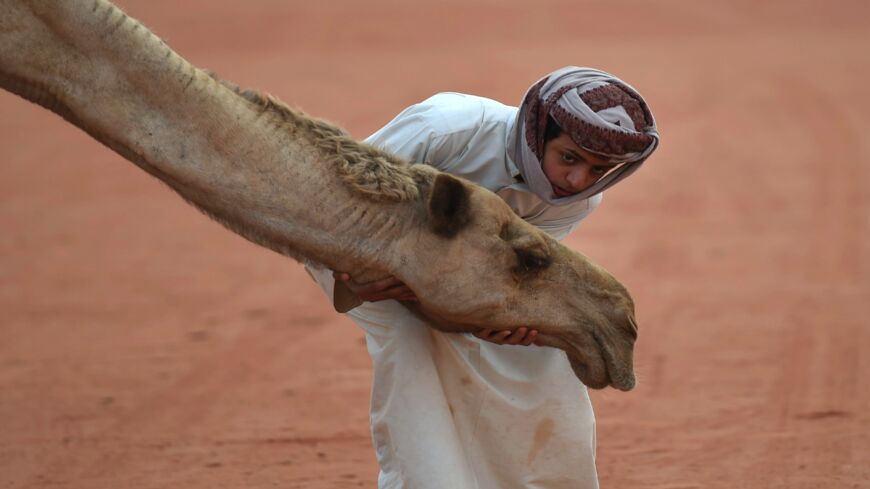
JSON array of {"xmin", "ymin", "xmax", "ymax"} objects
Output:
[{"xmin": 553, "ymin": 184, "xmax": 575, "ymax": 197}]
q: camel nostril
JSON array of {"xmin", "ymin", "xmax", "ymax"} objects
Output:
[{"xmin": 626, "ymin": 315, "xmax": 638, "ymax": 340}]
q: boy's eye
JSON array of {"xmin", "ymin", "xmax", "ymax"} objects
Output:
[
  {"xmin": 561, "ymin": 153, "xmax": 577, "ymax": 163},
  {"xmin": 591, "ymin": 166, "xmax": 610, "ymax": 175}
]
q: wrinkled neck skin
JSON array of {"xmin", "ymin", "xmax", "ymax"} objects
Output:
[{"xmin": 0, "ymin": 0, "xmax": 418, "ymax": 282}]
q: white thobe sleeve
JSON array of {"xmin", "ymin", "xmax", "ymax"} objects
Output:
[{"xmin": 363, "ymin": 102, "xmax": 465, "ymax": 172}]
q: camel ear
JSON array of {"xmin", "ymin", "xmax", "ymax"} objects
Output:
[{"xmin": 428, "ymin": 173, "xmax": 471, "ymax": 237}]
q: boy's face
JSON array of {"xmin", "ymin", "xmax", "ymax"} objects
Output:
[{"xmin": 541, "ymin": 133, "xmax": 618, "ymax": 197}]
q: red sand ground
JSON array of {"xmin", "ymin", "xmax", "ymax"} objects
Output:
[{"xmin": 1, "ymin": 1, "xmax": 869, "ymax": 488}]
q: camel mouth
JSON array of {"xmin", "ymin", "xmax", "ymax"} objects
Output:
[
  {"xmin": 594, "ymin": 331, "xmax": 636, "ymax": 391},
  {"xmin": 568, "ymin": 356, "xmax": 635, "ymax": 391},
  {"xmin": 565, "ymin": 345, "xmax": 610, "ymax": 390},
  {"xmin": 569, "ymin": 360, "xmax": 609, "ymax": 390},
  {"xmin": 608, "ymin": 370, "xmax": 637, "ymax": 392},
  {"xmin": 566, "ymin": 333, "xmax": 636, "ymax": 391}
]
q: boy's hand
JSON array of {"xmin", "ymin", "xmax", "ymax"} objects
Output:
[
  {"xmin": 474, "ymin": 327, "xmax": 539, "ymax": 346},
  {"xmin": 334, "ymin": 271, "xmax": 537, "ymax": 346},
  {"xmin": 333, "ymin": 272, "xmax": 418, "ymax": 303}
]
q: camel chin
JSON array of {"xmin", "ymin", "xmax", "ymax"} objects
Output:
[{"xmin": 568, "ymin": 355, "xmax": 636, "ymax": 392}]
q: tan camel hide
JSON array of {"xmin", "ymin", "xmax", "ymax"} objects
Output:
[{"xmin": 0, "ymin": 0, "xmax": 638, "ymax": 390}]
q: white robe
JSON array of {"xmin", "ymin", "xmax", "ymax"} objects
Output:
[{"xmin": 310, "ymin": 92, "xmax": 603, "ymax": 489}]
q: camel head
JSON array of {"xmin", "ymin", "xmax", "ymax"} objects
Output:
[{"xmin": 398, "ymin": 170, "xmax": 638, "ymax": 391}]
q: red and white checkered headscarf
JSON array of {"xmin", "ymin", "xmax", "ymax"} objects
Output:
[{"xmin": 508, "ymin": 66, "xmax": 660, "ymax": 205}]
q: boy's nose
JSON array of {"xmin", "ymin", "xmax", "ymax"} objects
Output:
[{"xmin": 566, "ymin": 168, "xmax": 590, "ymax": 189}]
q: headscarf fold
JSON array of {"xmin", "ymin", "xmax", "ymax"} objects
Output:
[{"xmin": 507, "ymin": 66, "xmax": 660, "ymax": 205}]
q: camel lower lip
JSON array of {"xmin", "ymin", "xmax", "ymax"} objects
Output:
[
  {"xmin": 610, "ymin": 375, "xmax": 636, "ymax": 391},
  {"xmin": 551, "ymin": 339, "xmax": 636, "ymax": 390},
  {"xmin": 599, "ymin": 346, "xmax": 636, "ymax": 391},
  {"xmin": 569, "ymin": 357, "xmax": 610, "ymax": 390}
]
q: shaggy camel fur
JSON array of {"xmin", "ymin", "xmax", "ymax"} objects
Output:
[{"xmin": 0, "ymin": 0, "xmax": 638, "ymax": 390}]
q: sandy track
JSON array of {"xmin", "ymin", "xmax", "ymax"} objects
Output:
[{"xmin": 1, "ymin": 1, "xmax": 868, "ymax": 487}]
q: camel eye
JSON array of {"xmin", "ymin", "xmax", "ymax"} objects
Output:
[{"xmin": 514, "ymin": 248, "xmax": 551, "ymax": 274}]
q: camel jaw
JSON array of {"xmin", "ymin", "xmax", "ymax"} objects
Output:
[
  {"xmin": 590, "ymin": 332, "xmax": 636, "ymax": 391},
  {"xmin": 566, "ymin": 352, "xmax": 635, "ymax": 391},
  {"xmin": 539, "ymin": 330, "xmax": 636, "ymax": 391},
  {"xmin": 565, "ymin": 304, "xmax": 639, "ymax": 391},
  {"xmin": 405, "ymin": 302, "xmax": 637, "ymax": 391}
]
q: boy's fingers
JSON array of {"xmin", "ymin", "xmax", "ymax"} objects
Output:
[
  {"xmin": 333, "ymin": 271, "xmax": 350, "ymax": 281},
  {"xmin": 394, "ymin": 285, "xmax": 414, "ymax": 295},
  {"xmin": 338, "ymin": 273, "xmax": 416, "ymax": 303},
  {"xmin": 479, "ymin": 330, "xmax": 505, "ymax": 344},
  {"xmin": 360, "ymin": 278, "xmax": 409, "ymax": 297},
  {"xmin": 359, "ymin": 282, "xmax": 401, "ymax": 297},
  {"xmin": 333, "ymin": 273, "xmax": 404, "ymax": 289},
  {"xmin": 505, "ymin": 327, "xmax": 527, "ymax": 345},
  {"xmin": 372, "ymin": 276, "xmax": 403, "ymax": 288},
  {"xmin": 472, "ymin": 328, "xmax": 539, "ymax": 347},
  {"xmin": 522, "ymin": 330, "xmax": 538, "ymax": 346},
  {"xmin": 383, "ymin": 285, "xmax": 414, "ymax": 299}
]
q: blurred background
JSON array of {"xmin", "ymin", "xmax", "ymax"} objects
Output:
[{"xmin": 1, "ymin": 1, "xmax": 868, "ymax": 487}]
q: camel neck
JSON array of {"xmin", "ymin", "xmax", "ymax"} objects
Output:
[{"xmin": 0, "ymin": 0, "xmax": 420, "ymax": 279}]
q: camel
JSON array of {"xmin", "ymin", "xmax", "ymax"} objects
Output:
[{"xmin": 0, "ymin": 0, "xmax": 638, "ymax": 391}]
